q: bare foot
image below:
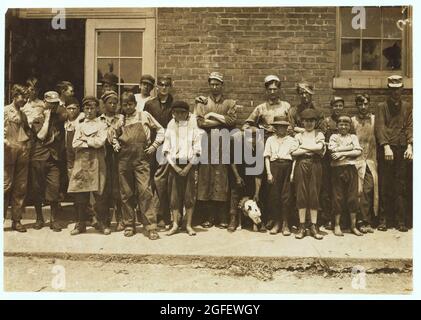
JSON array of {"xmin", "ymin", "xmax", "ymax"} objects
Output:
[
  {"xmin": 269, "ymin": 223, "xmax": 280, "ymax": 235},
  {"xmin": 166, "ymin": 225, "xmax": 179, "ymax": 236},
  {"xmin": 186, "ymin": 226, "xmax": 196, "ymax": 236},
  {"xmin": 334, "ymin": 226, "xmax": 344, "ymax": 236},
  {"xmin": 351, "ymin": 227, "xmax": 363, "ymax": 236}
]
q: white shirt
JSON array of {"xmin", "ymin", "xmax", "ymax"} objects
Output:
[
  {"xmin": 263, "ymin": 135, "xmax": 298, "ymax": 161},
  {"xmin": 135, "ymin": 93, "xmax": 152, "ymax": 113}
]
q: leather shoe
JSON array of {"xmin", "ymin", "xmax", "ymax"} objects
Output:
[
  {"xmin": 310, "ymin": 224, "xmax": 323, "ymax": 240},
  {"xmin": 70, "ymin": 223, "xmax": 86, "ymax": 235},
  {"xmin": 50, "ymin": 221, "xmax": 62, "ymax": 232},
  {"xmin": 33, "ymin": 220, "xmax": 44, "ymax": 230},
  {"xmin": 377, "ymin": 224, "xmax": 387, "ymax": 231},
  {"xmin": 295, "ymin": 226, "xmax": 305, "ymax": 239},
  {"xmin": 148, "ymin": 229, "xmax": 160, "ymax": 240},
  {"xmin": 398, "ymin": 225, "xmax": 408, "ymax": 232},
  {"xmin": 227, "ymin": 215, "xmax": 237, "ymax": 232},
  {"xmin": 12, "ymin": 221, "xmax": 27, "ymax": 233}
]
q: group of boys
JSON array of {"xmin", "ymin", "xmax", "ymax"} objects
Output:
[{"xmin": 4, "ymin": 72, "xmax": 412, "ymax": 240}]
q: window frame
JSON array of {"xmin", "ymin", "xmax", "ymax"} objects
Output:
[
  {"xmin": 85, "ymin": 18, "xmax": 156, "ymax": 97},
  {"xmin": 334, "ymin": 6, "xmax": 412, "ymax": 89}
]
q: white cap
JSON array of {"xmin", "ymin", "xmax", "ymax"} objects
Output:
[{"xmin": 264, "ymin": 75, "xmax": 281, "ymax": 85}]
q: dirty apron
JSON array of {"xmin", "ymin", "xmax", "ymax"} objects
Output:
[{"xmin": 118, "ymin": 122, "xmax": 158, "ymax": 230}]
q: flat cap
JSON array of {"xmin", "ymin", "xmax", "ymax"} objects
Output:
[
  {"xmin": 140, "ymin": 74, "xmax": 156, "ymax": 86},
  {"xmin": 101, "ymin": 90, "xmax": 118, "ymax": 102},
  {"xmin": 264, "ymin": 75, "xmax": 281, "ymax": 85},
  {"xmin": 300, "ymin": 108, "xmax": 318, "ymax": 120},
  {"xmin": 296, "ymin": 82, "xmax": 314, "ymax": 95},
  {"xmin": 208, "ymin": 72, "xmax": 224, "ymax": 83},
  {"xmin": 172, "ymin": 100, "xmax": 190, "ymax": 112},
  {"xmin": 82, "ymin": 96, "xmax": 100, "ymax": 106},
  {"xmin": 330, "ymin": 96, "xmax": 345, "ymax": 106},
  {"xmin": 387, "ymin": 75, "xmax": 403, "ymax": 88},
  {"xmin": 271, "ymin": 116, "xmax": 290, "ymax": 126},
  {"xmin": 44, "ymin": 91, "xmax": 60, "ymax": 103}
]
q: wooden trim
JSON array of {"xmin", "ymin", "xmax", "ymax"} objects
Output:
[
  {"xmin": 333, "ymin": 76, "xmax": 412, "ymax": 89},
  {"xmin": 16, "ymin": 8, "xmax": 155, "ymax": 19}
]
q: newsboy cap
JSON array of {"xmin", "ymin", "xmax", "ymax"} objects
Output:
[
  {"xmin": 387, "ymin": 75, "xmax": 403, "ymax": 88},
  {"xmin": 330, "ymin": 96, "xmax": 345, "ymax": 106},
  {"xmin": 140, "ymin": 74, "xmax": 156, "ymax": 86},
  {"xmin": 271, "ymin": 116, "xmax": 290, "ymax": 126},
  {"xmin": 101, "ymin": 90, "xmax": 118, "ymax": 102},
  {"xmin": 300, "ymin": 108, "xmax": 318, "ymax": 120},
  {"xmin": 44, "ymin": 91, "xmax": 60, "ymax": 103},
  {"xmin": 208, "ymin": 72, "xmax": 224, "ymax": 83},
  {"xmin": 296, "ymin": 82, "xmax": 314, "ymax": 95},
  {"xmin": 82, "ymin": 96, "xmax": 99, "ymax": 106},
  {"xmin": 264, "ymin": 75, "xmax": 281, "ymax": 85},
  {"xmin": 172, "ymin": 100, "xmax": 190, "ymax": 112}
]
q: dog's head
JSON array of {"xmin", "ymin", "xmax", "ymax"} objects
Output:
[{"xmin": 243, "ymin": 199, "xmax": 262, "ymax": 225}]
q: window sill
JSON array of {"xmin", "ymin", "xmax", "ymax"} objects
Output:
[{"xmin": 333, "ymin": 75, "xmax": 413, "ymax": 89}]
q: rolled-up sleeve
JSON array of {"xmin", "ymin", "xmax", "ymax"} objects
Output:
[{"xmin": 224, "ymin": 101, "xmax": 238, "ymax": 128}]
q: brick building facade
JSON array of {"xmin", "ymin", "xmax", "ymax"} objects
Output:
[{"xmin": 5, "ymin": 6, "xmax": 412, "ymax": 124}]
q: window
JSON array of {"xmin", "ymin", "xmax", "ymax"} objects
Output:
[
  {"xmin": 335, "ymin": 6, "xmax": 412, "ymax": 88},
  {"xmin": 84, "ymin": 18, "xmax": 155, "ymax": 98},
  {"xmin": 96, "ymin": 30, "xmax": 144, "ymax": 98}
]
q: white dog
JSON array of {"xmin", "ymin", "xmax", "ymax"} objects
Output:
[{"xmin": 238, "ymin": 197, "xmax": 262, "ymax": 231}]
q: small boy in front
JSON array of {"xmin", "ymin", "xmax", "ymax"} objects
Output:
[
  {"xmin": 264, "ymin": 116, "xmax": 298, "ymax": 235},
  {"xmin": 163, "ymin": 101, "xmax": 202, "ymax": 236},
  {"xmin": 328, "ymin": 115, "xmax": 363, "ymax": 237}
]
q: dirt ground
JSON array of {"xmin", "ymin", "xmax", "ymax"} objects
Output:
[{"xmin": 3, "ymin": 256, "xmax": 412, "ymax": 294}]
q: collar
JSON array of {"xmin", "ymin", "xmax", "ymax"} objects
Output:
[
  {"xmin": 209, "ymin": 94, "xmax": 223, "ymax": 104},
  {"xmin": 357, "ymin": 112, "xmax": 372, "ymax": 120}
]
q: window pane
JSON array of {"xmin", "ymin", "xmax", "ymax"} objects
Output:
[
  {"xmin": 362, "ymin": 40, "xmax": 381, "ymax": 70},
  {"xmin": 121, "ymin": 32, "xmax": 143, "ymax": 57},
  {"xmin": 340, "ymin": 7, "xmax": 360, "ymax": 37},
  {"xmin": 97, "ymin": 58, "xmax": 120, "ymax": 84},
  {"xmin": 362, "ymin": 7, "xmax": 381, "ymax": 38},
  {"xmin": 382, "ymin": 40, "xmax": 402, "ymax": 70},
  {"xmin": 341, "ymin": 39, "xmax": 360, "ymax": 70},
  {"xmin": 383, "ymin": 7, "xmax": 403, "ymax": 39},
  {"xmin": 120, "ymin": 59, "xmax": 142, "ymax": 84},
  {"xmin": 97, "ymin": 32, "xmax": 119, "ymax": 56}
]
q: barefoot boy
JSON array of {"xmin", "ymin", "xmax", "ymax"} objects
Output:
[
  {"xmin": 328, "ymin": 115, "xmax": 363, "ymax": 236},
  {"xmin": 264, "ymin": 116, "xmax": 298, "ymax": 235},
  {"xmin": 163, "ymin": 101, "xmax": 202, "ymax": 236}
]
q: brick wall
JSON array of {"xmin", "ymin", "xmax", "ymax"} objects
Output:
[{"xmin": 157, "ymin": 7, "xmax": 412, "ymax": 125}]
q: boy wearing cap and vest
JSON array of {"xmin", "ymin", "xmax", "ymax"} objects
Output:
[
  {"xmin": 68, "ymin": 96, "xmax": 108, "ymax": 235},
  {"xmin": 264, "ymin": 116, "xmax": 299, "ymax": 236},
  {"xmin": 116, "ymin": 91, "xmax": 164, "ymax": 239},
  {"xmin": 291, "ymin": 108, "xmax": 326, "ymax": 240},
  {"xmin": 351, "ymin": 94, "xmax": 378, "ymax": 233},
  {"xmin": 135, "ymin": 74, "xmax": 155, "ymax": 113},
  {"xmin": 328, "ymin": 114, "xmax": 363, "ymax": 237},
  {"xmin": 99, "ymin": 90, "xmax": 125, "ymax": 233},
  {"xmin": 4, "ymin": 84, "xmax": 31, "ymax": 232},
  {"xmin": 195, "ymin": 72, "xmax": 238, "ymax": 229},
  {"xmin": 29, "ymin": 91, "xmax": 66, "ymax": 232},
  {"xmin": 163, "ymin": 101, "xmax": 202, "ymax": 236},
  {"xmin": 375, "ymin": 75, "xmax": 413, "ymax": 232}
]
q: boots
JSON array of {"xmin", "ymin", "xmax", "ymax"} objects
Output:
[
  {"xmin": 70, "ymin": 222, "xmax": 86, "ymax": 235},
  {"xmin": 310, "ymin": 224, "xmax": 323, "ymax": 240},
  {"xmin": 33, "ymin": 205, "xmax": 44, "ymax": 230},
  {"xmin": 12, "ymin": 221, "xmax": 27, "ymax": 232},
  {"xmin": 295, "ymin": 223, "xmax": 306, "ymax": 239},
  {"xmin": 50, "ymin": 203, "xmax": 62, "ymax": 232},
  {"xmin": 227, "ymin": 214, "xmax": 238, "ymax": 232}
]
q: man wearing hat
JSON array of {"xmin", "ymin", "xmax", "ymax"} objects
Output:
[
  {"xmin": 4, "ymin": 84, "xmax": 31, "ymax": 232},
  {"xmin": 288, "ymin": 82, "xmax": 325, "ymax": 134},
  {"xmin": 351, "ymin": 94, "xmax": 378, "ymax": 233},
  {"xmin": 144, "ymin": 75, "xmax": 175, "ymax": 228},
  {"xmin": 135, "ymin": 74, "xmax": 155, "ymax": 113},
  {"xmin": 263, "ymin": 116, "xmax": 299, "ymax": 235},
  {"xmin": 29, "ymin": 91, "xmax": 66, "ymax": 232},
  {"xmin": 163, "ymin": 101, "xmax": 202, "ymax": 236},
  {"xmin": 291, "ymin": 108, "xmax": 326, "ymax": 240},
  {"xmin": 195, "ymin": 71, "xmax": 238, "ymax": 228},
  {"xmin": 243, "ymin": 75, "xmax": 291, "ymax": 140},
  {"xmin": 375, "ymin": 75, "xmax": 413, "ymax": 232}
]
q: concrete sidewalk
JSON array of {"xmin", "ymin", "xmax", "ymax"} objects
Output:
[{"xmin": 3, "ymin": 212, "xmax": 413, "ymax": 272}]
